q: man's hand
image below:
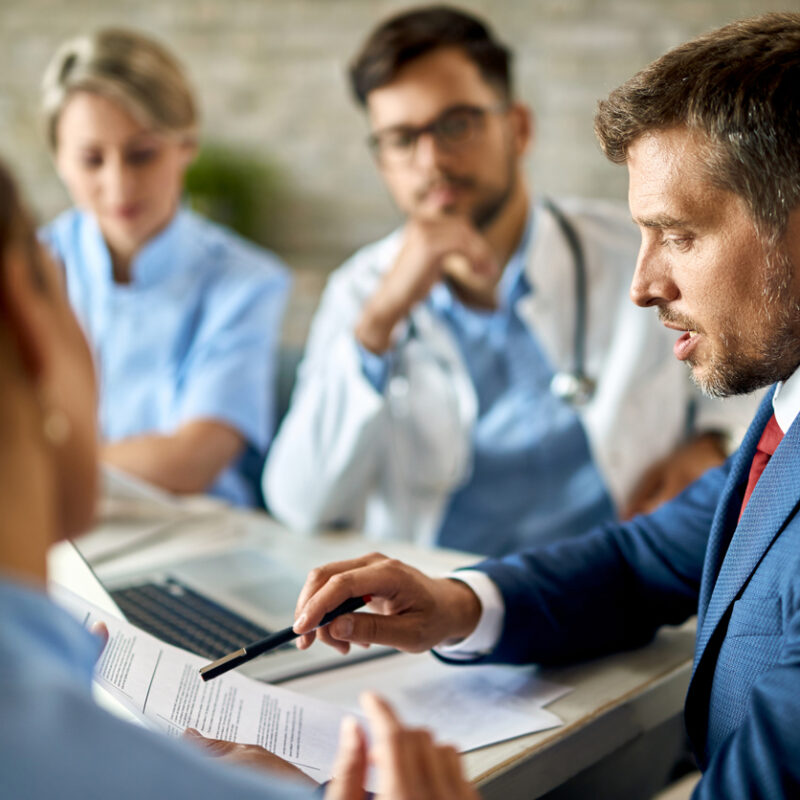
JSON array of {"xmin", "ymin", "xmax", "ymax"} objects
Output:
[
  {"xmin": 293, "ymin": 552, "xmax": 482, "ymax": 654},
  {"xmin": 182, "ymin": 728, "xmax": 317, "ymax": 785},
  {"xmin": 623, "ymin": 432, "xmax": 727, "ymax": 519},
  {"xmin": 355, "ymin": 217, "xmax": 497, "ymax": 354},
  {"xmin": 326, "ymin": 693, "xmax": 480, "ymax": 800}
]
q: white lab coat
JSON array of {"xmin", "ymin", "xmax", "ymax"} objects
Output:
[{"xmin": 264, "ymin": 198, "xmax": 758, "ymax": 545}]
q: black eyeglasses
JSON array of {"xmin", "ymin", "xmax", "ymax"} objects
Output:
[{"xmin": 367, "ymin": 103, "xmax": 508, "ymax": 166}]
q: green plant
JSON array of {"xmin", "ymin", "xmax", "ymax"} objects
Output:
[{"xmin": 184, "ymin": 143, "xmax": 282, "ymax": 247}]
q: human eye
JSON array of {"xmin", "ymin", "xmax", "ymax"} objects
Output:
[
  {"xmin": 382, "ymin": 128, "xmax": 417, "ymax": 152},
  {"xmin": 436, "ymin": 109, "xmax": 476, "ymax": 142},
  {"xmin": 126, "ymin": 146, "xmax": 159, "ymax": 166},
  {"xmin": 79, "ymin": 150, "xmax": 103, "ymax": 169},
  {"xmin": 660, "ymin": 231, "xmax": 694, "ymax": 252}
]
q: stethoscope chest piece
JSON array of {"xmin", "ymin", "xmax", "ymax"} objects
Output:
[{"xmin": 550, "ymin": 370, "xmax": 596, "ymax": 407}]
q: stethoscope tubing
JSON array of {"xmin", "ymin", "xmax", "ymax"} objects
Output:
[{"xmin": 541, "ymin": 197, "xmax": 595, "ymax": 405}]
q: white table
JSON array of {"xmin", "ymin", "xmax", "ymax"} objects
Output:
[{"xmin": 73, "ymin": 493, "xmax": 695, "ymax": 799}]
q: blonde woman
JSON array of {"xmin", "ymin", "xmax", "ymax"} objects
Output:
[
  {"xmin": 0, "ymin": 161, "xmax": 478, "ymax": 798},
  {"xmin": 40, "ymin": 29, "xmax": 290, "ymax": 507}
]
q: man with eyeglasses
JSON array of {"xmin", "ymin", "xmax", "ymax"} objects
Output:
[{"xmin": 263, "ymin": 5, "xmax": 755, "ymax": 555}]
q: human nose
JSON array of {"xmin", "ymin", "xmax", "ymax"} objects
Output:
[
  {"xmin": 99, "ymin": 156, "xmax": 136, "ymax": 205},
  {"xmin": 412, "ymin": 129, "xmax": 448, "ymax": 170},
  {"xmin": 629, "ymin": 239, "xmax": 679, "ymax": 307}
]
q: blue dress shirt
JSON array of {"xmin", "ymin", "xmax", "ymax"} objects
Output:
[
  {"xmin": 41, "ymin": 209, "xmax": 291, "ymax": 507},
  {"xmin": 0, "ymin": 576, "xmax": 314, "ymax": 799},
  {"xmin": 359, "ymin": 213, "xmax": 614, "ymax": 556}
]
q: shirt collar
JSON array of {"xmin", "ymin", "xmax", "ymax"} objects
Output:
[
  {"xmin": 81, "ymin": 207, "xmax": 190, "ymax": 289},
  {"xmin": 772, "ymin": 365, "xmax": 800, "ymax": 433},
  {"xmin": 130, "ymin": 208, "xmax": 190, "ymax": 286}
]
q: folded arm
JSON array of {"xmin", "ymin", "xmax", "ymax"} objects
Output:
[{"xmin": 102, "ymin": 419, "xmax": 245, "ymax": 495}]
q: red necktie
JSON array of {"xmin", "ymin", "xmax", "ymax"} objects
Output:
[{"xmin": 739, "ymin": 413, "xmax": 784, "ymax": 519}]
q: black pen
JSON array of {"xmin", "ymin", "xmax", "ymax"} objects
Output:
[{"xmin": 199, "ymin": 595, "xmax": 371, "ymax": 682}]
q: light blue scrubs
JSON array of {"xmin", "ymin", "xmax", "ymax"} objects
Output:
[
  {"xmin": 360, "ymin": 213, "xmax": 614, "ymax": 557},
  {"xmin": 0, "ymin": 577, "xmax": 313, "ymax": 799},
  {"xmin": 41, "ymin": 208, "xmax": 290, "ymax": 507}
]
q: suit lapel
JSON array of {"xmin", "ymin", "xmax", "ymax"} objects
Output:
[
  {"xmin": 694, "ymin": 388, "xmax": 800, "ymax": 669},
  {"xmin": 693, "ymin": 392, "xmax": 773, "ymax": 652}
]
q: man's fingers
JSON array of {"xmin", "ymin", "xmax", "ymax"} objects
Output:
[
  {"xmin": 441, "ymin": 244, "xmax": 497, "ymax": 279},
  {"xmin": 325, "ymin": 717, "xmax": 367, "ymax": 800},
  {"xmin": 438, "ymin": 219, "xmax": 498, "ymax": 278},
  {"xmin": 295, "ymin": 631, "xmax": 317, "ymax": 650},
  {"xmin": 294, "ymin": 553, "xmax": 388, "ymax": 631},
  {"xmin": 295, "ymin": 559, "xmax": 404, "ymax": 635},
  {"xmin": 327, "ymin": 611, "xmax": 430, "ymax": 652},
  {"xmin": 294, "ymin": 554, "xmax": 381, "ymax": 619},
  {"xmin": 315, "ymin": 624, "xmax": 352, "ymax": 654}
]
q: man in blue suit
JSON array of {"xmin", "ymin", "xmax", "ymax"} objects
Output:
[{"xmin": 292, "ymin": 13, "xmax": 800, "ymax": 797}]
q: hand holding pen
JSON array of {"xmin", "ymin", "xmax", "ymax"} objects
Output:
[
  {"xmin": 292, "ymin": 552, "xmax": 483, "ymax": 655},
  {"xmin": 200, "ymin": 595, "xmax": 371, "ymax": 681}
]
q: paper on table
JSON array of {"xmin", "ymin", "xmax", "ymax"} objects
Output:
[
  {"xmin": 287, "ymin": 651, "xmax": 571, "ymax": 752},
  {"xmin": 51, "ymin": 585, "xmax": 349, "ymax": 784}
]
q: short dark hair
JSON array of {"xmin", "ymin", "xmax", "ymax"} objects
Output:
[
  {"xmin": 349, "ymin": 5, "xmax": 512, "ymax": 106},
  {"xmin": 594, "ymin": 12, "xmax": 800, "ymax": 245}
]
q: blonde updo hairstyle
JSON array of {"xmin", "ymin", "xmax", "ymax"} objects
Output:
[{"xmin": 41, "ymin": 28, "xmax": 199, "ymax": 153}]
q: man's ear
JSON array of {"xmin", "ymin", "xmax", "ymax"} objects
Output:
[
  {"xmin": 0, "ymin": 244, "xmax": 52, "ymax": 381},
  {"xmin": 509, "ymin": 102, "xmax": 534, "ymax": 157}
]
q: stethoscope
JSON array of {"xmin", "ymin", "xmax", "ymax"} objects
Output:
[{"xmin": 541, "ymin": 197, "xmax": 596, "ymax": 407}]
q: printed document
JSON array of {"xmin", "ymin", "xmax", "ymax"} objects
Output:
[
  {"xmin": 50, "ymin": 585, "xmax": 348, "ymax": 784},
  {"xmin": 287, "ymin": 651, "xmax": 571, "ymax": 752}
]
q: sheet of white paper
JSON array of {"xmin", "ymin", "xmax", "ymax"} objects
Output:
[
  {"xmin": 287, "ymin": 651, "xmax": 571, "ymax": 752},
  {"xmin": 50, "ymin": 585, "xmax": 348, "ymax": 784}
]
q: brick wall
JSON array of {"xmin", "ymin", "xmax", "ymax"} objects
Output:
[{"xmin": 0, "ymin": 0, "xmax": 791, "ymax": 343}]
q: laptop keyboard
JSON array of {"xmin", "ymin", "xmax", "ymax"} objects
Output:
[{"xmin": 110, "ymin": 577, "xmax": 285, "ymax": 660}]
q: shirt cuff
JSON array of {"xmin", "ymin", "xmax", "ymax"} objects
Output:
[
  {"xmin": 355, "ymin": 341, "xmax": 393, "ymax": 393},
  {"xmin": 434, "ymin": 570, "xmax": 505, "ymax": 659}
]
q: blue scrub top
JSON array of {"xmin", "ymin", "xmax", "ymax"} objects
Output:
[
  {"xmin": 41, "ymin": 208, "xmax": 291, "ymax": 507},
  {"xmin": 358, "ymin": 209, "xmax": 614, "ymax": 556},
  {"xmin": 433, "ymin": 221, "xmax": 615, "ymax": 555}
]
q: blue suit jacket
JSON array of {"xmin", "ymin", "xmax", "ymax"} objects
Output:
[{"xmin": 464, "ymin": 389, "xmax": 800, "ymax": 797}]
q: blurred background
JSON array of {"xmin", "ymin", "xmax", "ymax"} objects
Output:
[{"xmin": 2, "ymin": 0, "xmax": 796, "ymax": 345}]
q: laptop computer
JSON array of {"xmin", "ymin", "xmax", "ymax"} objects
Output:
[{"xmin": 62, "ymin": 468, "xmax": 393, "ymax": 683}]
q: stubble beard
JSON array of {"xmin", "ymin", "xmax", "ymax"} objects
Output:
[
  {"xmin": 415, "ymin": 142, "xmax": 518, "ymax": 231},
  {"xmin": 470, "ymin": 149, "xmax": 517, "ymax": 231},
  {"xmin": 690, "ymin": 248, "xmax": 800, "ymax": 398}
]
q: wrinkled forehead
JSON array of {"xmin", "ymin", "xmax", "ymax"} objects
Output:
[{"xmin": 627, "ymin": 128, "xmax": 721, "ymax": 218}]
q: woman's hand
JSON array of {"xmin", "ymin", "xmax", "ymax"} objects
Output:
[
  {"xmin": 326, "ymin": 692, "xmax": 480, "ymax": 800},
  {"xmin": 182, "ymin": 728, "xmax": 317, "ymax": 785}
]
